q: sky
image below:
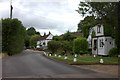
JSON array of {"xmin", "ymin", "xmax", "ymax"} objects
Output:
[{"xmin": 0, "ymin": 0, "xmax": 84, "ymax": 36}]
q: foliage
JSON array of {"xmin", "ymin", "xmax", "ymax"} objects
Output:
[
  {"xmin": 103, "ymin": 24, "xmax": 115, "ymax": 38},
  {"xmin": 60, "ymin": 51, "xmax": 66, "ymax": 56},
  {"xmin": 73, "ymin": 37, "xmax": 88, "ymax": 54},
  {"xmin": 30, "ymin": 35, "xmax": 40, "ymax": 48},
  {"xmin": 53, "ymin": 36, "xmax": 62, "ymax": 41},
  {"xmin": 48, "ymin": 40, "xmax": 61, "ymax": 53},
  {"xmin": 109, "ymin": 48, "xmax": 118, "ymax": 57},
  {"xmin": 35, "ymin": 32, "xmax": 40, "ymax": 35},
  {"xmin": 62, "ymin": 31, "xmax": 76, "ymax": 41},
  {"xmin": 24, "ymin": 35, "xmax": 31, "ymax": 48},
  {"xmin": 78, "ymin": 16, "xmax": 98, "ymax": 38},
  {"xmin": 91, "ymin": 29, "xmax": 96, "ymax": 38},
  {"xmin": 27, "ymin": 27, "xmax": 36, "ymax": 36},
  {"xmin": 60, "ymin": 41, "xmax": 71, "ymax": 53},
  {"xmin": 70, "ymin": 51, "xmax": 74, "ymax": 55},
  {"xmin": 25, "ymin": 27, "xmax": 40, "ymax": 48},
  {"xmin": 80, "ymin": 51, "xmax": 88, "ymax": 55},
  {"xmin": 2, "ymin": 18, "xmax": 26, "ymax": 55}
]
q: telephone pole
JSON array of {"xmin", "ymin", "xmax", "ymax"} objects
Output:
[{"xmin": 10, "ymin": 0, "xmax": 13, "ymax": 19}]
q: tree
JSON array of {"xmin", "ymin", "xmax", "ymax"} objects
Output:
[
  {"xmin": 25, "ymin": 27, "xmax": 40, "ymax": 48},
  {"xmin": 27, "ymin": 27, "xmax": 36, "ymax": 36},
  {"xmin": 48, "ymin": 40, "xmax": 61, "ymax": 53},
  {"xmin": 53, "ymin": 36, "xmax": 62, "ymax": 41},
  {"xmin": 62, "ymin": 31, "xmax": 76, "ymax": 41},
  {"xmin": 35, "ymin": 31, "xmax": 40, "ymax": 35},
  {"xmin": 30, "ymin": 35, "xmax": 40, "ymax": 48},
  {"xmin": 2, "ymin": 18, "xmax": 26, "ymax": 55},
  {"xmin": 78, "ymin": 16, "xmax": 98, "ymax": 38},
  {"xmin": 73, "ymin": 37, "xmax": 88, "ymax": 54},
  {"xmin": 24, "ymin": 35, "xmax": 30, "ymax": 48}
]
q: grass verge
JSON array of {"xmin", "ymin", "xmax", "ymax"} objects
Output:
[{"xmin": 46, "ymin": 54, "xmax": 119, "ymax": 65}]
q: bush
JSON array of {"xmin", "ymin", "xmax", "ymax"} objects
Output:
[
  {"xmin": 60, "ymin": 51, "xmax": 66, "ymax": 56},
  {"xmin": 2, "ymin": 18, "xmax": 26, "ymax": 56},
  {"xmin": 49, "ymin": 52, "xmax": 53, "ymax": 55},
  {"xmin": 80, "ymin": 51, "xmax": 88, "ymax": 55},
  {"xmin": 73, "ymin": 37, "xmax": 88, "ymax": 54},
  {"xmin": 70, "ymin": 51, "xmax": 74, "ymax": 55},
  {"xmin": 48, "ymin": 40, "xmax": 61, "ymax": 53},
  {"xmin": 60, "ymin": 41, "xmax": 72, "ymax": 53},
  {"xmin": 109, "ymin": 48, "xmax": 118, "ymax": 57}
]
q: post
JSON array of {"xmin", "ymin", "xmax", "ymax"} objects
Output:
[{"xmin": 10, "ymin": 0, "xmax": 13, "ymax": 19}]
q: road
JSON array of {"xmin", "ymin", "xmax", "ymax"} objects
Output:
[{"xmin": 2, "ymin": 50, "xmax": 118, "ymax": 79}]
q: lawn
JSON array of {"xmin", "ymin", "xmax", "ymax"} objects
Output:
[{"xmin": 45, "ymin": 53, "xmax": 119, "ymax": 64}]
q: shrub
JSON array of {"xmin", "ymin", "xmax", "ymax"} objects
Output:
[
  {"xmin": 109, "ymin": 48, "xmax": 118, "ymax": 57},
  {"xmin": 70, "ymin": 51, "xmax": 74, "ymax": 55},
  {"xmin": 73, "ymin": 37, "xmax": 88, "ymax": 54},
  {"xmin": 30, "ymin": 35, "xmax": 40, "ymax": 48},
  {"xmin": 48, "ymin": 40, "xmax": 61, "ymax": 53},
  {"xmin": 49, "ymin": 52, "xmax": 53, "ymax": 55},
  {"xmin": 2, "ymin": 18, "xmax": 26, "ymax": 56},
  {"xmin": 80, "ymin": 51, "xmax": 88, "ymax": 55},
  {"xmin": 60, "ymin": 51, "xmax": 66, "ymax": 56},
  {"xmin": 61, "ymin": 41, "xmax": 71, "ymax": 53}
]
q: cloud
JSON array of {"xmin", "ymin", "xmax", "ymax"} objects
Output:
[{"xmin": 0, "ymin": 0, "xmax": 83, "ymax": 35}]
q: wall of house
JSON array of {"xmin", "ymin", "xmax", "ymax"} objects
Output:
[
  {"xmin": 104, "ymin": 37, "xmax": 115, "ymax": 55},
  {"xmin": 97, "ymin": 37, "xmax": 105, "ymax": 55},
  {"xmin": 46, "ymin": 34, "xmax": 53, "ymax": 40},
  {"xmin": 96, "ymin": 25, "xmax": 104, "ymax": 36},
  {"xmin": 92, "ymin": 38, "xmax": 98, "ymax": 55}
]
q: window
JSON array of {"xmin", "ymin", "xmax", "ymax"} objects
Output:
[
  {"xmin": 43, "ymin": 42, "xmax": 45, "ymax": 45},
  {"xmin": 97, "ymin": 24, "xmax": 101, "ymax": 33}
]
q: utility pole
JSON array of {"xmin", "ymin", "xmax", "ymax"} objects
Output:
[{"xmin": 10, "ymin": 0, "xmax": 13, "ymax": 19}]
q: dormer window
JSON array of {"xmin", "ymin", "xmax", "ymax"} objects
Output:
[{"xmin": 97, "ymin": 24, "xmax": 101, "ymax": 33}]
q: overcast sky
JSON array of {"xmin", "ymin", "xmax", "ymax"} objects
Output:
[{"xmin": 0, "ymin": 0, "xmax": 83, "ymax": 36}]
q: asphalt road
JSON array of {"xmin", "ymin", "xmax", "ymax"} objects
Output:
[{"xmin": 2, "ymin": 50, "xmax": 118, "ymax": 78}]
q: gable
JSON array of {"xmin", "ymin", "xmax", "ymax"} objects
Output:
[{"xmin": 46, "ymin": 34, "xmax": 53, "ymax": 40}]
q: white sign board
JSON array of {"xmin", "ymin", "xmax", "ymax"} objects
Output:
[
  {"xmin": 100, "ymin": 59, "xmax": 104, "ymax": 63},
  {"xmin": 64, "ymin": 56, "xmax": 67, "ymax": 59},
  {"xmin": 73, "ymin": 58, "xmax": 77, "ymax": 62}
]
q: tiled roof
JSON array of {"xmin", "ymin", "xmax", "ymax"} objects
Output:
[
  {"xmin": 60, "ymin": 32, "xmax": 83, "ymax": 37},
  {"xmin": 72, "ymin": 32, "xmax": 83, "ymax": 37},
  {"xmin": 38, "ymin": 32, "xmax": 51, "ymax": 40}
]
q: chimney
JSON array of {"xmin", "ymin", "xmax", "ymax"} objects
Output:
[
  {"xmin": 44, "ymin": 32, "xmax": 46, "ymax": 36},
  {"xmin": 49, "ymin": 31, "xmax": 51, "ymax": 35}
]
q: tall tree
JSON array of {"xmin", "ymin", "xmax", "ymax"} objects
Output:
[
  {"xmin": 27, "ymin": 27, "xmax": 36, "ymax": 36},
  {"xmin": 62, "ymin": 31, "xmax": 76, "ymax": 41}
]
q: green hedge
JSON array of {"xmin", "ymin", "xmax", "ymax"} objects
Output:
[
  {"xmin": 109, "ymin": 48, "xmax": 118, "ymax": 57},
  {"xmin": 73, "ymin": 37, "xmax": 88, "ymax": 54}
]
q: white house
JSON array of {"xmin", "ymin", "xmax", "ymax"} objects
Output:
[
  {"xmin": 87, "ymin": 24, "xmax": 115, "ymax": 56},
  {"xmin": 36, "ymin": 32, "xmax": 53, "ymax": 49}
]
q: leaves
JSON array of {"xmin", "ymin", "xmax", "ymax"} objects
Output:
[{"xmin": 2, "ymin": 18, "xmax": 26, "ymax": 55}]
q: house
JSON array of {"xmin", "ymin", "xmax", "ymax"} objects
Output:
[
  {"xmin": 36, "ymin": 32, "xmax": 53, "ymax": 49},
  {"xmin": 87, "ymin": 24, "xmax": 115, "ymax": 56}
]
